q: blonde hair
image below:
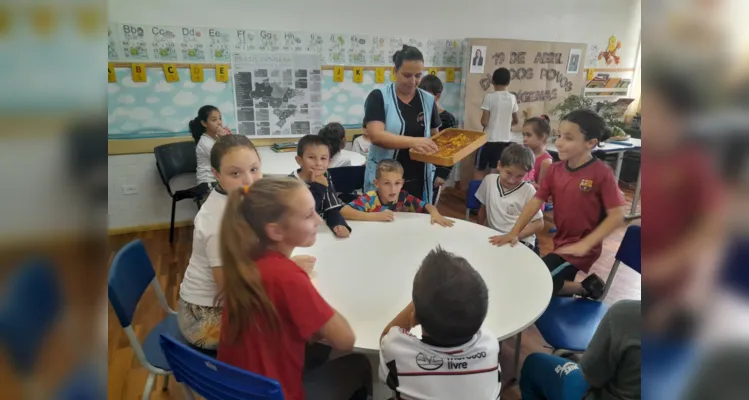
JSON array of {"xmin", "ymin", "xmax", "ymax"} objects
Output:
[
  {"xmin": 376, "ymin": 159, "xmax": 404, "ymax": 179},
  {"xmin": 217, "ymin": 177, "xmax": 306, "ymax": 343}
]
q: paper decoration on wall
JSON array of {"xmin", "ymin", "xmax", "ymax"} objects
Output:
[
  {"xmin": 108, "ymin": 26, "xmax": 119, "ymax": 59},
  {"xmin": 216, "ymin": 64, "xmax": 229, "ymax": 82},
  {"xmin": 375, "ymin": 67, "xmax": 385, "ymax": 83},
  {"xmin": 190, "ymin": 64, "xmax": 204, "ymax": 82},
  {"xmin": 333, "ymin": 66, "xmax": 344, "ymax": 82},
  {"xmin": 149, "ymin": 25, "xmax": 178, "ymax": 61},
  {"xmin": 163, "ymin": 64, "xmax": 179, "ymax": 82},
  {"xmin": 353, "ymin": 67, "xmax": 363, "ymax": 83},
  {"xmin": 325, "ymin": 34, "xmax": 348, "ymax": 64},
  {"xmin": 180, "ymin": 27, "xmax": 206, "ymax": 61},
  {"xmin": 446, "ymin": 68, "xmax": 455, "ymax": 83},
  {"xmin": 108, "ymin": 63, "xmax": 116, "ymax": 83},
  {"xmin": 231, "ymin": 52, "xmax": 323, "ymax": 137},
  {"xmin": 390, "ymin": 67, "xmax": 397, "ymax": 82},
  {"xmin": 428, "ymin": 68, "xmax": 438, "ymax": 76},
  {"xmin": 598, "ymin": 35, "xmax": 622, "ymax": 65},
  {"xmin": 370, "ymin": 37, "xmax": 388, "ymax": 65},
  {"xmin": 121, "ymin": 24, "xmax": 149, "ymax": 60},
  {"xmin": 282, "ymin": 31, "xmax": 304, "ymax": 52},
  {"xmin": 348, "ymin": 35, "xmax": 368, "ymax": 65},
  {"xmin": 258, "ymin": 30, "xmax": 282, "ymax": 52},
  {"xmin": 207, "ymin": 28, "xmax": 232, "ymax": 61},
  {"xmin": 567, "ymin": 48, "xmax": 582, "ymax": 74},
  {"xmin": 470, "ymin": 45, "xmax": 486, "ymax": 74},
  {"xmin": 587, "ymin": 68, "xmax": 595, "ymax": 81},
  {"xmin": 131, "ymin": 63, "xmax": 147, "ymax": 82},
  {"xmin": 32, "ymin": 7, "xmax": 55, "ymax": 37},
  {"xmin": 305, "ymin": 33, "xmax": 325, "ymax": 62}
]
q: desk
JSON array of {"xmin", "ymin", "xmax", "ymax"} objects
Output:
[
  {"xmin": 257, "ymin": 146, "xmax": 366, "ymax": 176},
  {"xmin": 547, "ymin": 138, "xmax": 641, "ymax": 218},
  {"xmin": 292, "ymin": 213, "xmax": 552, "ymax": 353}
]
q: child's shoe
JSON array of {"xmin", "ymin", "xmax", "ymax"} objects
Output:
[{"xmin": 581, "ymin": 273, "xmax": 605, "ymax": 300}]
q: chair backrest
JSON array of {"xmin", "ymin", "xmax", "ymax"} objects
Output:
[
  {"xmin": 154, "ymin": 141, "xmax": 198, "ymax": 186},
  {"xmin": 0, "ymin": 259, "xmax": 61, "ymax": 374},
  {"xmin": 466, "ymin": 179, "xmax": 483, "ymax": 210},
  {"xmin": 108, "ymin": 240, "xmax": 156, "ymax": 328},
  {"xmin": 615, "ymin": 224, "xmax": 641, "ymax": 274},
  {"xmin": 328, "ymin": 165, "xmax": 366, "ymax": 195},
  {"xmin": 160, "ymin": 334, "xmax": 284, "ymax": 400}
]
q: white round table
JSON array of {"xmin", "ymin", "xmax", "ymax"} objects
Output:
[
  {"xmin": 257, "ymin": 146, "xmax": 366, "ymax": 176},
  {"xmin": 292, "ymin": 213, "xmax": 552, "ymax": 353}
]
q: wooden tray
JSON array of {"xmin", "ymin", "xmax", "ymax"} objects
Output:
[{"xmin": 409, "ymin": 128, "xmax": 487, "ymax": 167}]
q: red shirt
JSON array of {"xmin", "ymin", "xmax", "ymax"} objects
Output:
[
  {"xmin": 524, "ymin": 151, "xmax": 553, "ymax": 184},
  {"xmin": 536, "ymin": 159, "xmax": 626, "ymax": 273},
  {"xmin": 217, "ymin": 251, "xmax": 334, "ymax": 400}
]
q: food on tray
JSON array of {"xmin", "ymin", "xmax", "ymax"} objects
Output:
[{"xmin": 431, "ymin": 131, "xmax": 474, "ymax": 157}]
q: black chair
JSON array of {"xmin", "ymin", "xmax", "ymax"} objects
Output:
[
  {"xmin": 328, "ymin": 165, "xmax": 366, "ymax": 203},
  {"xmin": 154, "ymin": 142, "xmax": 203, "ymax": 243}
]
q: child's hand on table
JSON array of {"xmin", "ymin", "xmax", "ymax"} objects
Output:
[
  {"xmin": 490, "ymin": 233, "xmax": 518, "ymax": 247},
  {"xmin": 290, "ymin": 255, "xmax": 316, "ymax": 275},
  {"xmin": 333, "ymin": 225, "xmax": 350, "ymax": 238},
  {"xmin": 430, "ymin": 214, "xmax": 454, "ymax": 227},
  {"xmin": 376, "ymin": 210, "xmax": 395, "ymax": 222}
]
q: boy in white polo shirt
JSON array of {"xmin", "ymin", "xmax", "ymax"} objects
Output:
[
  {"xmin": 379, "ymin": 246, "xmax": 501, "ymax": 399},
  {"xmin": 477, "ymin": 143, "xmax": 544, "ymax": 254}
]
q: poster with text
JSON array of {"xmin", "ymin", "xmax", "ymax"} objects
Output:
[
  {"xmin": 179, "ymin": 27, "xmax": 207, "ymax": 62},
  {"xmin": 149, "ymin": 25, "xmax": 179, "ymax": 61},
  {"xmin": 231, "ymin": 52, "xmax": 322, "ymax": 138},
  {"xmin": 119, "ymin": 23, "xmax": 150, "ymax": 60},
  {"xmin": 207, "ymin": 28, "xmax": 233, "ymax": 62},
  {"xmin": 108, "ymin": 25, "xmax": 120, "ymax": 60}
]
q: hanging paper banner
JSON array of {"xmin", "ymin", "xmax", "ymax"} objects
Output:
[
  {"xmin": 108, "ymin": 63, "xmax": 116, "ymax": 83},
  {"xmin": 428, "ymin": 67, "xmax": 438, "ymax": 76},
  {"xmin": 587, "ymin": 68, "xmax": 595, "ymax": 81},
  {"xmin": 333, "ymin": 66, "xmax": 344, "ymax": 82},
  {"xmin": 352, "ymin": 67, "xmax": 363, "ymax": 83},
  {"xmin": 215, "ymin": 64, "xmax": 229, "ymax": 82},
  {"xmin": 131, "ymin": 63, "xmax": 147, "ymax": 82},
  {"xmin": 446, "ymin": 68, "xmax": 455, "ymax": 83},
  {"xmin": 163, "ymin": 64, "xmax": 179, "ymax": 82},
  {"xmin": 190, "ymin": 64, "xmax": 204, "ymax": 82},
  {"xmin": 374, "ymin": 67, "xmax": 385, "ymax": 83},
  {"xmin": 390, "ymin": 66, "xmax": 397, "ymax": 82}
]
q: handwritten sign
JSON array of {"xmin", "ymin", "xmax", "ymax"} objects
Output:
[
  {"xmin": 162, "ymin": 64, "xmax": 179, "ymax": 82},
  {"xmin": 352, "ymin": 67, "xmax": 363, "ymax": 83},
  {"xmin": 333, "ymin": 66, "xmax": 344, "ymax": 82},
  {"xmin": 131, "ymin": 63, "xmax": 146, "ymax": 82}
]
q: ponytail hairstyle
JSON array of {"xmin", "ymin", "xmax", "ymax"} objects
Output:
[
  {"xmin": 393, "ymin": 45, "xmax": 424, "ymax": 70},
  {"xmin": 189, "ymin": 105, "xmax": 219, "ymax": 144},
  {"xmin": 210, "ymin": 134, "xmax": 258, "ymax": 172},
  {"xmin": 318, "ymin": 122, "xmax": 346, "ymax": 158},
  {"xmin": 562, "ymin": 109, "xmax": 612, "ymax": 144},
  {"xmin": 523, "ymin": 117, "xmax": 551, "ymax": 139},
  {"xmin": 218, "ymin": 177, "xmax": 307, "ymax": 343},
  {"xmin": 540, "ymin": 114, "xmax": 550, "ymax": 123}
]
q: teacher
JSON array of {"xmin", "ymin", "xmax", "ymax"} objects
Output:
[{"xmin": 362, "ymin": 45, "xmax": 441, "ymax": 202}]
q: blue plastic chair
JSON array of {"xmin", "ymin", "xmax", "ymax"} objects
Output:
[
  {"xmin": 328, "ymin": 165, "xmax": 366, "ymax": 203},
  {"xmin": 535, "ymin": 224, "xmax": 641, "ymax": 352},
  {"xmin": 160, "ymin": 333, "xmax": 284, "ymax": 400},
  {"xmin": 465, "ymin": 179, "xmax": 482, "ymax": 220},
  {"xmin": 108, "ymin": 239, "xmax": 182, "ymax": 400}
]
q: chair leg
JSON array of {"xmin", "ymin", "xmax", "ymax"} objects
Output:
[
  {"xmin": 162, "ymin": 374, "xmax": 170, "ymax": 391},
  {"xmin": 143, "ymin": 373, "xmax": 155, "ymax": 400},
  {"xmin": 169, "ymin": 197, "xmax": 176, "ymax": 243},
  {"xmin": 514, "ymin": 332, "xmax": 522, "ymax": 378},
  {"xmin": 465, "ymin": 209, "xmax": 470, "ymax": 221}
]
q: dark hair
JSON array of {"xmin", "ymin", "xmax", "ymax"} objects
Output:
[
  {"xmin": 296, "ymin": 134, "xmax": 330, "ymax": 157},
  {"xmin": 189, "ymin": 105, "xmax": 220, "ymax": 143},
  {"xmin": 376, "ymin": 159, "xmax": 404, "ymax": 179},
  {"xmin": 318, "ymin": 122, "xmax": 346, "ymax": 158},
  {"xmin": 540, "ymin": 114, "xmax": 550, "ymax": 123},
  {"xmin": 412, "ymin": 246, "xmax": 488, "ymax": 345},
  {"xmin": 523, "ymin": 117, "xmax": 551, "ymax": 139},
  {"xmin": 418, "ymin": 74, "xmax": 443, "ymax": 96},
  {"xmin": 393, "ymin": 45, "xmax": 423, "ymax": 70},
  {"xmin": 562, "ymin": 109, "xmax": 612, "ymax": 143},
  {"xmin": 492, "ymin": 68, "xmax": 511, "ymax": 86},
  {"xmin": 210, "ymin": 134, "xmax": 258, "ymax": 171},
  {"xmin": 499, "ymin": 143, "xmax": 535, "ymax": 171},
  {"xmin": 645, "ymin": 71, "xmax": 699, "ymax": 115}
]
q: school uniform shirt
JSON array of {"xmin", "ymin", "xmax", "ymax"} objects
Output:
[
  {"xmin": 347, "ymin": 190, "xmax": 427, "ymax": 213},
  {"xmin": 329, "ymin": 149, "xmax": 363, "ymax": 168},
  {"xmin": 480, "ymin": 91, "xmax": 518, "ymax": 143},
  {"xmin": 475, "ymin": 175, "xmax": 543, "ymax": 246},
  {"xmin": 535, "ymin": 159, "xmax": 626, "ymax": 273},
  {"xmin": 290, "ymin": 169, "xmax": 351, "ymax": 233},
  {"xmin": 195, "ymin": 134, "xmax": 217, "ymax": 185},
  {"xmin": 379, "ymin": 326, "xmax": 501, "ymax": 400},
  {"xmin": 352, "ymin": 135, "xmax": 371, "ymax": 156},
  {"xmin": 179, "ymin": 190, "xmax": 226, "ymax": 307},
  {"xmin": 217, "ymin": 250, "xmax": 335, "ymax": 400}
]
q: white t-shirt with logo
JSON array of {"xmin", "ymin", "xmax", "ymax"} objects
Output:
[
  {"xmin": 196, "ymin": 134, "xmax": 216, "ymax": 185},
  {"xmin": 480, "ymin": 91, "xmax": 518, "ymax": 143},
  {"xmin": 179, "ymin": 190, "xmax": 226, "ymax": 307},
  {"xmin": 475, "ymin": 175, "xmax": 543, "ymax": 246},
  {"xmin": 329, "ymin": 149, "xmax": 366, "ymax": 168},
  {"xmin": 379, "ymin": 326, "xmax": 501, "ymax": 400}
]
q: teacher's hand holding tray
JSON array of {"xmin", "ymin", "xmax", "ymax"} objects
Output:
[{"xmin": 410, "ymin": 128, "xmax": 488, "ymax": 167}]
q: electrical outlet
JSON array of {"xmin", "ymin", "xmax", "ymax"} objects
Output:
[{"xmin": 122, "ymin": 185, "xmax": 138, "ymax": 195}]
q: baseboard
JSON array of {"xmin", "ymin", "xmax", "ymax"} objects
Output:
[{"xmin": 108, "ymin": 220, "xmax": 194, "ymax": 236}]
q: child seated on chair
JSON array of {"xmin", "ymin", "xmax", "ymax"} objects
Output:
[
  {"xmin": 340, "ymin": 159, "xmax": 454, "ymax": 227},
  {"xmin": 290, "ymin": 134, "xmax": 351, "ymax": 239},
  {"xmin": 478, "ymin": 143, "xmax": 544, "ymax": 255},
  {"xmin": 492, "ymin": 109, "xmax": 626, "ymax": 300},
  {"xmin": 379, "ymin": 246, "xmax": 501, "ymax": 399}
]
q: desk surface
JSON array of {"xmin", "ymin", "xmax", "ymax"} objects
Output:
[
  {"xmin": 547, "ymin": 138, "xmax": 641, "ymax": 154},
  {"xmin": 293, "ymin": 213, "xmax": 552, "ymax": 353},
  {"xmin": 257, "ymin": 146, "xmax": 366, "ymax": 176}
]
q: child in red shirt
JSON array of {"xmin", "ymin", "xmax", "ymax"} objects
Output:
[
  {"xmin": 216, "ymin": 178, "xmax": 371, "ymax": 400},
  {"xmin": 493, "ymin": 109, "xmax": 626, "ymax": 298}
]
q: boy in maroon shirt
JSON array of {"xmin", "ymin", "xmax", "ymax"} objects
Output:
[{"xmin": 492, "ymin": 109, "xmax": 626, "ymax": 298}]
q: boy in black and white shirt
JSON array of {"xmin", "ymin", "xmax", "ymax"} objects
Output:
[{"xmin": 379, "ymin": 247, "xmax": 501, "ymax": 399}]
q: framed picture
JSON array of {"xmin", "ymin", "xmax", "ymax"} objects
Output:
[{"xmin": 567, "ymin": 48, "xmax": 582, "ymax": 74}]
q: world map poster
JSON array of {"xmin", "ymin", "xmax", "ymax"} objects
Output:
[{"xmin": 231, "ymin": 52, "xmax": 323, "ymax": 137}]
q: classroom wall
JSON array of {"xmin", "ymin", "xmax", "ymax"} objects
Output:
[{"xmin": 108, "ymin": 0, "xmax": 642, "ymax": 232}]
